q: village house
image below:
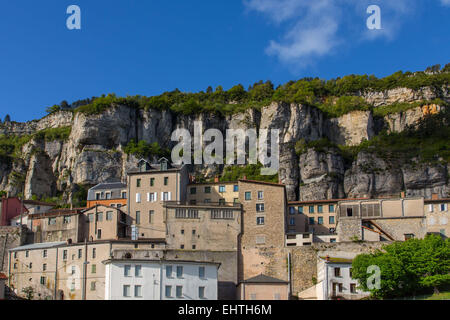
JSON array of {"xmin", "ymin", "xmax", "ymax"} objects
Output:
[{"xmin": 86, "ymin": 182, "xmax": 128, "ymax": 209}]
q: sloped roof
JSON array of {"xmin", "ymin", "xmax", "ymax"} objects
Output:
[
  {"xmin": 241, "ymin": 274, "xmax": 289, "ymax": 284},
  {"xmin": 90, "ymin": 182, "xmax": 127, "ymax": 191},
  {"xmin": 9, "ymin": 241, "xmax": 66, "ymax": 252}
]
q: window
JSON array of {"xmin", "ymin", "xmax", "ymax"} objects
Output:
[
  {"xmin": 122, "ymin": 192, "xmax": 127, "ymax": 199},
  {"xmin": 97, "ymin": 229, "xmax": 102, "ymax": 239},
  {"xmin": 233, "ymin": 185, "xmax": 239, "ymax": 192},
  {"xmin": 245, "ymin": 192, "xmax": 251, "ymax": 201},
  {"xmin": 334, "ymin": 268, "xmax": 341, "ymax": 277},
  {"xmin": 136, "ymin": 193, "xmax": 141, "ymax": 203},
  {"xmin": 63, "ymin": 250, "xmax": 67, "ymax": 260},
  {"xmin": 318, "ymin": 217, "xmax": 324, "ymax": 225},
  {"xmin": 166, "ymin": 266, "xmax": 172, "ymax": 278},
  {"xmin": 181, "ymin": 229, "xmax": 185, "ymax": 235},
  {"xmin": 136, "ymin": 211, "xmax": 141, "ymax": 225},
  {"xmin": 338, "ymin": 284, "xmax": 343, "ymax": 293},
  {"xmin": 78, "ymin": 249, "xmax": 82, "ymax": 259},
  {"xmin": 309, "ymin": 206, "xmax": 314, "ymax": 214},
  {"xmin": 176, "ymin": 286, "xmax": 183, "ymax": 298},
  {"xmin": 329, "ymin": 216, "xmax": 335, "ymax": 224},
  {"xmin": 329, "ymin": 205, "xmax": 335, "ymax": 213},
  {"xmin": 192, "ymin": 245, "xmax": 196, "ymax": 250},
  {"xmin": 88, "ymin": 214, "xmax": 94, "ymax": 222},
  {"xmin": 63, "ymin": 216, "xmax": 71, "ymax": 224},
  {"xmin": 14, "ymin": 252, "xmax": 17, "ymax": 259},
  {"xmin": 350, "ymin": 284, "xmax": 357, "ymax": 294},
  {"xmin": 192, "ymin": 229, "xmax": 196, "ymax": 235},
  {"xmin": 164, "ymin": 177, "xmax": 168, "ymax": 186},
  {"xmin": 349, "ymin": 268, "xmax": 353, "ymax": 278},
  {"xmin": 48, "ymin": 217, "xmax": 57, "ymax": 225},
  {"xmin": 43, "ymin": 250, "xmax": 47, "ymax": 258},
  {"xmin": 257, "ymin": 217, "xmax": 265, "ymax": 225},
  {"xmin": 289, "ymin": 207, "xmax": 296, "ymax": 215},
  {"xmin": 71, "ymin": 266, "xmax": 76, "ymax": 275},
  {"xmin": 347, "ymin": 208, "xmax": 353, "ymax": 217},
  {"xmin": 199, "ymin": 287, "xmax": 205, "ymax": 299},
  {"xmin": 318, "ymin": 205, "xmax": 324, "ymax": 213},
  {"xmin": 298, "ymin": 206, "xmax": 304, "ymax": 214},
  {"xmin": 180, "ymin": 245, "xmax": 185, "ymax": 249},
  {"xmin": 219, "ymin": 198, "xmax": 225, "ymax": 206},
  {"xmin": 13, "ymin": 263, "xmax": 17, "ymax": 269},
  {"xmin": 135, "ymin": 265, "xmax": 142, "ymax": 277},
  {"xmin": 256, "ymin": 203, "xmax": 265, "ymax": 212},
  {"xmin": 123, "ymin": 285, "xmax": 131, "ymax": 297},
  {"xmin": 163, "ymin": 192, "xmax": 170, "ymax": 201},
  {"xmin": 40, "ymin": 276, "xmax": 46, "ymax": 285},
  {"xmin": 405, "ymin": 234, "xmax": 415, "ymax": 241},
  {"xmin": 95, "ymin": 193, "xmax": 100, "ymax": 200},
  {"xmin": 233, "ymin": 198, "xmax": 239, "ymax": 204},
  {"xmin": 258, "ymin": 191, "xmax": 264, "ymax": 200},
  {"xmin": 106, "ymin": 193, "xmax": 111, "ymax": 200},
  {"xmin": 29, "ymin": 262, "xmax": 32, "ymax": 269},
  {"xmin": 135, "ymin": 285, "xmax": 142, "ymax": 297},
  {"xmin": 149, "ymin": 210, "xmax": 154, "ymax": 224},
  {"xmin": 440, "ymin": 204, "xmax": 448, "ymax": 212},
  {"xmin": 330, "ymin": 238, "xmax": 337, "ymax": 243},
  {"xmin": 124, "ymin": 265, "xmax": 131, "ymax": 277},
  {"xmin": 309, "ymin": 217, "xmax": 315, "ymax": 225},
  {"xmin": 70, "ymin": 280, "xmax": 75, "ymax": 292},
  {"xmin": 190, "ymin": 187, "xmax": 197, "ymax": 195},
  {"xmin": 150, "ymin": 178, "xmax": 155, "ymax": 187},
  {"xmin": 90, "ymin": 281, "xmax": 96, "ymax": 291},
  {"xmin": 219, "ymin": 185, "xmax": 226, "ymax": 193},
  {"xmin": 92, "ymin": 248, "xmax": 96, "ymax": 259},
  {"xmin": 289, "ymin": 218, "xmax": 295, "ymax": 226},
  {"xmin": 204, "ymin": 186, "xmax": 211, "ymax": 194},
  {"xmin": 106, "ymin": 211, "xmax": 113, "ymax": 221},
  {"xmin": 199, "ymin": 266, "xmax": 205, "ymax": 278},
  {"xmin": 165, "ymin": 286, "xmax": 172, "ymax": 298},
  {"xmin": 177, "ymin": 266, "xmax": 183, "ymax": 278},
  {"xmin": 136, "ymin": 179, "xmax": 141, "ymax": 188},
  {"xmin": 43, "ymin": 264, "xmax": 47, "ymax": 271}
]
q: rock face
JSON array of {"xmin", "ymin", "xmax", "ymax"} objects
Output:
[
  {"xmin": 0, "ymin": 86, "xmax": 449, "ymax": 203},
  {"xmin": 298, "ymin": 148, "xmax": 345, "ymax": 201},
  {"xmin": 325, "ymin": 111, "xmax": 374, "ymax": 146},
  {"xmin": 361, "ymin": 86, "xmax": 447, "ymax": 107}
]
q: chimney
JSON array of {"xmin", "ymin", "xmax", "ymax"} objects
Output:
[
  {"xmin": 214, "ymin": 176, "xmax": 219, "ymax": 183},
  {"xmin": 432, "ymin": 193, "xmax": 439, "ymax": 200}
]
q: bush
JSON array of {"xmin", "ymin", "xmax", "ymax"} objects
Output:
[
  {"xmin": 220, "ymin": 163, "xmax": 278, "ymax": 183},
  {"xmin": 124, "ymin": 139, "xmax": 169, "ymax": 159}
]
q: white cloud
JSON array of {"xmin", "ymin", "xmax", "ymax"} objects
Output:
[
  {"xmin": 244, "ymin": 0, "xmax": 421, "ymax": 69},
  {"xmin": 441, "ymin": 0, "xmax": 450, "ymax": 6}
]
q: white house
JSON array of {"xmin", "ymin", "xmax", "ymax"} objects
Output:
[
  {"xmin": 104, "ymin": 259, "xmax": 219, "ymax": 300},
  {"xmin": 315, "ymin": 256, "xmax": 369, "ymax": 300}
]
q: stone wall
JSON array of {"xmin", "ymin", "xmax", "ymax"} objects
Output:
[
  {"xmin": 372, "ymin": 217, "xmax": 427, "ymax": 241},
  {"xmin": 0, "ymin": 226, "xmax": 26, "ymax": 273}
]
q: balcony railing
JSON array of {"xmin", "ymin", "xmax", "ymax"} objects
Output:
[{"xmin": 163, "ymin": 201, "xmax": 242, "ymax": 209}]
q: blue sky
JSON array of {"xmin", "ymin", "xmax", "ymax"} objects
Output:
[{"xmin": 0, "ymin": 0, "xmax": 449, "ymax": 122}]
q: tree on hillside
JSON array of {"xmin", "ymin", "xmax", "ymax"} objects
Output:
[
  {"xmin": 46, "ymin": 105, "xmax": 61, "ymax": 114},
  {"xmin": 206, "ymin": 86, "xmax": 213, "ymax": 94},
  {"xmin": 4, "ymin": 114, "xmax": 11, "ymax": 122},
  {"xmin": 351, "ymin": 235, "xmax": 450, "ymax": 299}
]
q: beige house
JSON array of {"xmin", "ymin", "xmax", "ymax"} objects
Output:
[
  {"xmin": 424, "ymin": 197, "xmax": 450, "ymax": 238},
  {"xmin": 163, "ymin": 201, "xmax": 242, "ymax": 251},
  {"xmin": 127, "ymin": 159, "xmax": 189, "ymax": 239},
  {"xmin": 237, "ymin": 274, "xmax": 289, "ymax": 300},
  {"xmin": 337, "ymin": 197, "xmax": 427, "ymax": 242},
  {"xmin": 186, "ymin": 180, "xmax": 240, "ymax": 205},
  {"xmin": 30, "ymin": 205, "xmax": 132, "ymax": 244},
  {"xmin": 8, "ymin": 240, "xmax": 165, "ymax": 300}
]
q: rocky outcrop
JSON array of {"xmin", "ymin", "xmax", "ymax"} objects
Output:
[
  {"xmin": 299, "ymin": 148, "xmax": 345, "ymax": 201},
  {"xmin": 325, "ymin": 111, "xmax": 374, "ymax": 146},
  {"xmin": 382, "ymin": 104, "xmax": 445, "ymax": 133},
  {"xmin": 361, "ymin": 86, "xmax": 446, "ymax": 107},
  {"xmin": 344, "ymin": 152, "xmax": 404, "ymax": 198},
  {"xmin": 403, "ymin": 163, "xmax": 449, "ymax": 199}
]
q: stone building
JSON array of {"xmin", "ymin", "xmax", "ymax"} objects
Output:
[
  {"xmin": 336, "ymin": 197, "xmax": 427, "ymax": 242},
  {"xmin": 237, "ymin": 274, "xmax": 289, "ymax": 300},
  {"xmin": 186, "ymin": 180, "xmax": 240, "ymax": 205},
  {"xmin": 127, "ymin": 158, "xmax": 189, "ymax": 239}
]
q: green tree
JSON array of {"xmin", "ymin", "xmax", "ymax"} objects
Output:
[
  {"xmin": 46, "ymin": 105, "xmax": 61, "ymax": 114},
  {"xmin": 4, "ymin": 114, "xmax": 11, "ymax": 123},
  {"xmin": 352, "ymin": 235, "xmax": 450, "ymax": 299}
]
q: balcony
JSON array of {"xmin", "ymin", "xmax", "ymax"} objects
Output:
[{"xmin": 163, "ymin": 201, "xmax": 242, "ymax": 210}]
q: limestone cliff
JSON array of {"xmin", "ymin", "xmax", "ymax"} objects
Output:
[{"xmin": 0, "ymin": 85, "xmax": 448, "ymax": 203}]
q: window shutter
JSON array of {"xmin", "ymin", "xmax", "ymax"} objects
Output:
[
  {"xmin": 147, "ymin": 193, "xmax": 150, "ymax": 202},
  {"xmin": 429, "ymin": 204, "xmax": 434, "ymax": 212},
  {"xmin": 445, "ymin": 204, "xmax": 448, "ymax": 211},
  {"xmin": 154, "ymin": 192, "xmax": 158, "ymax": 202},
  {"xmin": 168, "ymin": 192, "xmax": 172, "ymax": 201},
  {"xmin": 161, "ymin": 193, "xmax": 164, "ymax": 201}
]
